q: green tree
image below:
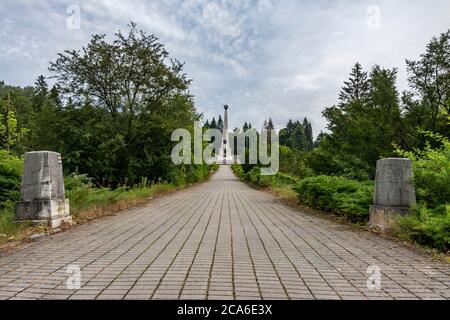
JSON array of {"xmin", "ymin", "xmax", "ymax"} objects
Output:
[
  {"xmin": 217, "ymin": 115, "xmax": 223, "ymax": 131},
  {"xmin": 48, "ymin": 85, "xmax": 62, "ymax": 107},
  {"xmin": 314, "ymin": 131, "xmax": 327, "ymax": 148},
  {"xmin": 0, "ymin": 95, "xmax": 28, "ymax": 152},
  {"xmin": 303, "ymin": 117, "xmax": 314, "ymax": 151},
  {"xmin": 338, "ymin": 62, "xmax": 370, "ymax": 105},
  {"xmin": 279, "ymin": 119, "xmax": 311, "ymax": 152},
  {"xmin": 210, "ymin": 117, "xmax": 217, "ymax": 129},
  {"xmin": 48, "ymin": 22, "xmax": 198, "ymax": 187},
  {"xmin": 321, "ymin": 64, "xmax": 402, "ymax": 178},
  {"xmin": 33, "ymin": 75, "xmax": 49, "ymax": 111},
  {"xmin": 403, "ymin": 30, "xmax": 450, "ymax": 146},
  {"xmin": 286, "ymin": 119, "xmax": 295, "ymax": 133},
  {"xmin": 287, "ymin": 124, "xmax": 308, "ymax": 151},
  {"xmin": 266, "ymin": 118, "xmax": 274, "ymax": 130}
]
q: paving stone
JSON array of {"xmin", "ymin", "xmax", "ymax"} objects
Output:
[{"xmin": 0, "ymin": 166, "xmax": 448, "ymax": 300}]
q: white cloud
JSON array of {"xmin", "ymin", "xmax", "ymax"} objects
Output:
[{"xmin": 286, "ymin": 73, "xmax": 327, "ymax": 91}]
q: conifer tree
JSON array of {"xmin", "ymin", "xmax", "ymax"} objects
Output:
[
  {"xmin": 217, "ymin": 115, "xmax": 223, "ymax": 131},
  {"xmin": 210, "ymin": 117, "xmax": 217, "ymax": 129}
]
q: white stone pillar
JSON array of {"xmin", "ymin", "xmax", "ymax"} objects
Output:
[
  {"xmin": 369, "ymin": 158, "xmax": 416, "ymax": 230},
  {"xmin": 219, "ymin": 105, "xmax": 233, "ymax": 164},
  {"xmin": 16, "ymin": 151, "xmax": 72, "ymax": 229}
]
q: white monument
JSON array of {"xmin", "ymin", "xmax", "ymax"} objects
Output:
[
  {"xmin": 218, "ymin": 105, "xmax": 233, "ymax": 164},
  {"xmin": 369, "ymin": 158, "xmax": 416, "ymax": 230},
  {"xmin": 16, "ymin": 151, "xmax": 72, "ymax": 229}
]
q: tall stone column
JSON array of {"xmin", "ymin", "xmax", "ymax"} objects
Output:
[
  {"xmin": 16, "ymin": 151, "xmax": 72, "ymax": 229},
  {"xmin": 369, "ymin": 158, "xmax": 416, "ymax": 230},
  {"xmin": 219, "ymin": 105, "xmax": 232, "ymax": 164}
]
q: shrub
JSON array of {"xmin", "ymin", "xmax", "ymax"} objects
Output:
[
  {"xmin": 0, "ymin": 151, "xmax": 23, "ymax": 207},
  {"xmin": 246, "ymin": 167, "xmax": 271, "ymax": 187},
  {"xmin": 232, "ymin": 164, "xmax": 300, "ymax": 190},
  {"xmin": 279, "ymin": 145, "xmax": 314, "ymax": 179},
  {"xmin": 294, "ymin": 175, "xmax": 373, "ymax": 222},
  {"xmin": 271, "ymin": 172, "xmax": 299, "ymax": 186},
  {"xmin": 235, "ymin": 166, "xmax": 272, "ymax": 188},
  {"xmin": 65, "ymin": 173, "xmax": 92, "ymax": 191},
  {"xmin": 395, "ymin": 205, "xmax": 450, "ymax": 252},
  {"xmin": 168, "ymin": 163, "xmax": 217, "ymax": 186},
  {"xmin": 394, "ymin": 133, "xmax": 450, "ymax": 251},
  {"xmin": 396, "ymin": 132, "xmax": 450, "ymax": 208},
  {"xmin": 305, "ymin": 138, "xmax": 371, "ymax": 181},
  {"xmin": 231, "ymin": 164, "xmax": 245, "ymax": 179}
]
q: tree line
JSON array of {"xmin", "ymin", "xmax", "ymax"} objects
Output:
[
  {"xmin": 263, "ymin": 30, "xmax": 450, "ymax": 181},
  {"xmin": 0, "ymin": 23, "xmax": 210, "ymax": 189}
]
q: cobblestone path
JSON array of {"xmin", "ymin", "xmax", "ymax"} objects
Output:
[{"xmin": 0, "ymin": 166, "xmax": 448, "ymax": 300}]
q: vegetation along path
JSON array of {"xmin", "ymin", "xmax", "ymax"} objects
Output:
[{"xmin": 0, "ymin": 166, "xmax": 448, "ymax": 300}]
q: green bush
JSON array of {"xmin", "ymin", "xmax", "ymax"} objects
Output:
[
  {"xmin": 396, "ymin": 132, "xmax": 450, "ymax": 208},
  {"xmin": 168, "ymin": 163, "xmax": 217, "ymax": 186},
  {"xmin": 271, "ymin": 172, "xmax": 299, "ymax": 186},
  {"xmin": 305, "ymin": 137, "xmax": 371, "ymax": 181},
  {"xmin": 394, "ymin": 133, "xmax": 450, "ymax": 251},
  {"xmin": 294, "ymin": 175, "xmax": 373, "ymax": 222},
  {"xmin": 247, "ymin": 167, "xmax": 271, "ymax": 187},
  {"xmin": 65, "ymin": 173, "xmax": 91, "ymax": 190},
  {"xmin": 233, "ymin": 166, "xmax": 273, "ymax": 188},
  {"xmin": 279, "ymin": 145, "xmax": 314, "ymax": 179},
  {"xmin": 396, "ymin": 205, "xmax": 450, "ymax": 252},
  {"xmin": 0, "ymin": 151, "xmax": 23, "ymax": 207},
  {"xmin": 231, "ymin": 164, "xmax": 245, "ymax": 179},
  {"xmin": 232, "ymin": 164, "xmax": 300, "ymax": 190}
]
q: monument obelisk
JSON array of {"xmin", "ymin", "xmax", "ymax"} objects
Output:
[{"xmin": 219, "ymin": 105, "xmax": 232, "ymax": 164}]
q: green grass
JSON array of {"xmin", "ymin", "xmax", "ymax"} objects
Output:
[
  {"xmin": 67, "ymin": 178, "xmax": 177, "ymax": 219},
  {"xmin": 0, "ymin": 201, "xmax": 23, "ymax": 238}
]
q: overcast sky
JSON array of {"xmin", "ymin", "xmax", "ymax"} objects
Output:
[{"xmin": 1, "ymin": 0, "xmax": 449, "ymax": 136}]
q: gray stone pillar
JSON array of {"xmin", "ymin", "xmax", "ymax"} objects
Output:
[
  {"xmin": 369, "ymin": 158, "xmax": 416, "ymax": 230},
  {"xmin": 16, "ymin": 151, "xmax": 71, "ymax": 229}
]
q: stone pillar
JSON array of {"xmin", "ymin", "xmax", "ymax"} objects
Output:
[
  {"xmin": 219, "ymin": 105, "xmax": 232, "ymax": 164},
  {"xmin": 16, "ymin": 151, "xmax": 71, "ymax": 229},
  {"xmin": 369, "ymin": 158, "xmax": 416, "ymax": 230}
]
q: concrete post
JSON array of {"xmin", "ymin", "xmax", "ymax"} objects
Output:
[
  {"xmin": 16, "ymin": 151, "xmax": 72, "ymax": 229},
  {"xmin": 369, "ymin": 158, "xmax": 416, "ymax": 230}
]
